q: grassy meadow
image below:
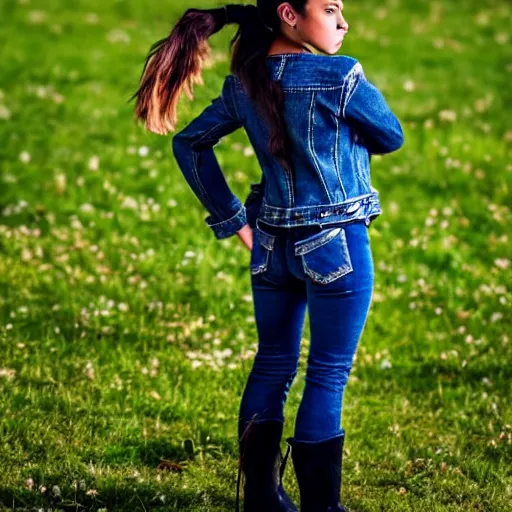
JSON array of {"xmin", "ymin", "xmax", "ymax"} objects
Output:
[{"xmin": 0, "ymin": 0, "xmax": 511, "ymax": 510}]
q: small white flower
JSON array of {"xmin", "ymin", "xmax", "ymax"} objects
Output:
[
  {"xmin": 138, "ymin": 146, "xmax": 149, "ymax": 157},
  {"xmin": 0, "ymin": 368, "xmax": 16, "ymax": 380},
  {"xmin": 490, "ymin": 312, "xmax": 503, "ymax": 323},
  {"xmin": 0, "ymin": 105, "xmax": 11, "ymax": 120},
  {"xmin": 19, "ymin": 151, "xmax": 31, "ymax": 163},
  {"xmin": 439, "ymin": 110, "xmax": 457, "ymax": 122},
  {"xmin": 80, "ymin": 203, "xmax": 95, "ymax": 213},
  {"xmin": 121, "ymin": 196, "xmax": 138, "ymax": 210},
  {"xmin": 28, "ymin": 10, "xmax": 48, "ymax": 24},
  {"xmin": 403, "ymin": 80, "xmax": 416, "ymax": 92},
  {"xmin": 380, "ymin": 359, "xmax": 392, "ymax": 369},
  {"xmin": 88, "ymin": 155, "xmax": 100, "ymax": 171},
  {"xmin": 495, "ymin": 32, "xmax": 509, "ymax": 45},
  {"xmin": 494, "ymin": 258, "xmax": 510, "ymax": 270}
]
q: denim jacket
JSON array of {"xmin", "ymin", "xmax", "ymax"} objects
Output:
[{"xmin": 172, "ymin": 53, "xmax": 404, "ymax": 239}]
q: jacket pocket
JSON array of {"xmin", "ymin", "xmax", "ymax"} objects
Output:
[
  {"xmin": 294, "ymin": 227, "xmax": 353, "ymax": 285},
  {"xmin": 250, "ymin": 226, "xmax": 277, "ymax": 276}
]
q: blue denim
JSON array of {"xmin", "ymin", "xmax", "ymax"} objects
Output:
[
  {"xmin": 238, "ymin": 219, "xmax": 374, "ymax": 443},
  {"xmin": 172, "ymin": 53, "xmax": 404, "ymax": 239}
]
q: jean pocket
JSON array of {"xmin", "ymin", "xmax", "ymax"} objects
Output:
[
  {"xmin": 250, "ymin": 226, "xmax": 277, "ymax": 276},
  {"xmin": 294, "ymin": 226, "xmax": 353, "ymax": 285}
]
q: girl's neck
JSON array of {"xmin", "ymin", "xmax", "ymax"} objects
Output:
[{"xmin": 267, "ymin": 36, "xmax": 323, "ymax": 56}]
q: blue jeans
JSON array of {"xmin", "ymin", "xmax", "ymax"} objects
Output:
[{"xmin": 238, "ymin": 219, "xmax": 374, "ymax": 443}]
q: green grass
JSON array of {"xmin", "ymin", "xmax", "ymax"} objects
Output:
[{"xmin": 0, "ymin": 0, "xmax": 511, "ymax": 510}]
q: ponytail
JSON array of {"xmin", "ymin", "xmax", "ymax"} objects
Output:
[
  {"xmin": 130, "ymin": 1, "xmax": 309, "ymax": 175},
  {"xmin": 130, "ymin": 6, "xmax": 233, "ymax": 134}
]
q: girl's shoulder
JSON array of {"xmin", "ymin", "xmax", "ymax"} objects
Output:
[
  {"xmin": 266, "ymin": 53, "xmax": 361, "ymax": 89},
  {"xmin": 226, "ymin": 54, "xmax": 362, "ymax": 94}
]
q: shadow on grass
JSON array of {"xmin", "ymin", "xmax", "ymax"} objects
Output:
[{"xmin": 1, "ymin": 483, "xmax": 238, "ymax": 511}]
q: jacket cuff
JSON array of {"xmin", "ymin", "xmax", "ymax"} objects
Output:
[{"xmin": 205, "ymin": 204, "xmax": 247, "ymax": 239}]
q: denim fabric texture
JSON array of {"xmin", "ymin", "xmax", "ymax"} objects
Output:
[
  {"xmin": 172, "ymin": 53, "xmax": 404, "ymax": 239},
  {"xmin": 238, "ymin": 219, "xmax": 374, "ymax": 442}
]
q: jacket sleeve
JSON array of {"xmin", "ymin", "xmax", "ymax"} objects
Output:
[
  {"xmin": 341, "ymin": 62, "xmax": 404, "ymax": 155},
  {"xmin": 172, "ymin": 75, "xmax": 247, "ymax": 239}
]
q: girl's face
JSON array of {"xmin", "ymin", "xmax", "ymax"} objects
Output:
[{"xmin": 278, "ymin": 0, "xmax": 349, "ymax": 55}]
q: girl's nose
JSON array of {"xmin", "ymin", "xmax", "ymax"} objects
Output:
[{"xmin": 338, "ymin": 17, "xmax": 349, "ymax": 32}]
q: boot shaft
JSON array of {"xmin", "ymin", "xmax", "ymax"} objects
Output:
[
  {"xmin": 236, "ymin": 418, "xmax": 298, "ymax": 512},
  {"xmin": 286, "ymin": 433, "xmax": 346, "ymax": 512}
]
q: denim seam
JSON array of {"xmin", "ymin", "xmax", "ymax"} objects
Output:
[
  {"xmin": 190, "ymin": 151, "xmax": 222, "ymax": 218},
  {"xmin": 342, "ymin": 62, "xmax": 363, "ymax": 119},
  {"xmin": 224, "ymin": 76, "xmax": 242, "ymax": 123},
  {"xmin": 262, "ymin": 192, "xmax": 377, "ymax": 211},
  {"xmin": 206, "ymin": 203, "xmax": 245, "ymax": 228},
  {"xmin": 308, "ymin": 91, "xmax": 332, "ymax": 202},
  {"xmin": 250, "ymin": 236, "xmax": 271, "ymax": 274},
  {"xmin": 334, "ymin": 86, "xmax": 347, "ymax": 201},
  {"xmin": 281, "ymin": 84, "xmax": 345, "ymax": 92},
  {"xmin": 294, "ymin": 227, "xmax": 342, "ymax": 256},
  {"xmin": 276, "ymin": 56, "xmax": 287, "ymax": 81},
  {"xmin": 302, "ymin": 258, "xmax": 353, "ymax": 284},
  {"xmin": 300, "ymin": 229, "xmax": 353, "ymax": 283},
  {"xmin": 250, "ymin": 251, "xmax": 269, "ymax": 275},
  {"xmin": 354, "ymin": 143, "xmax": 367, "ymax": 188},
  {"xmin": 259, "ymin": 231, "xmax": 276, "ymax": 251},
  {"xmin": 190, "ymin": 124, "xmax": 221, "ymax": 149}
]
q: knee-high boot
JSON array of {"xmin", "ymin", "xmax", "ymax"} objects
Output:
[
  {"xmin": 285, "ymin": 432, "xmax": 348, "ymax": 512},
  {"xmin": 235, "ymin": 418, "xmax": 298, "ymax": 512}
]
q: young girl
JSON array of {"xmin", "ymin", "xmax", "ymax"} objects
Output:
[{"xmin": 131, "ymin": 1, "xmax": 404, "ymax": 511}]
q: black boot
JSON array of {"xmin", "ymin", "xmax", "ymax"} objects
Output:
[
  {"xmin": 235, "ymin": 418, "xmax": 298, "ymax": 512},
  {"xmin": 285, "ymin": 432, "xmax": 348, "ymax": 512}
]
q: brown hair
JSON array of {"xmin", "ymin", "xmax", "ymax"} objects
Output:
[{"xmin": 129, "ymin": 1, "xmax": 309, "ymax": 175}]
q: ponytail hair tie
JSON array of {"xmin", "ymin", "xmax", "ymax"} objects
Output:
[{"xmin": 223, "ymin": 4, "xmax": 274, "ymax": 32}]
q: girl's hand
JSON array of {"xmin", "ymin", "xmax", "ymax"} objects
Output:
[{"xmin": 237, "ymin": 223, "xmax": 253, "ymax": 251}]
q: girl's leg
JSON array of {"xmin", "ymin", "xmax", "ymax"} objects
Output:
[
  {"xmin": 238, "ymin": 250, "xmax": 307, "ymax": 439},
  {"xmin": 293, "ymin": 221, "xmax": 374, "ymax": 442}
]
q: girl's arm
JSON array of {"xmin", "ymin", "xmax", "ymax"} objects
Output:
[
  {"xmin": 342, "ymin": 63, "xmax": 404, "ymax": 155},
  {"xmin": 172, "ymin": 75, "xmax": 247, "ymax": 239}
]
